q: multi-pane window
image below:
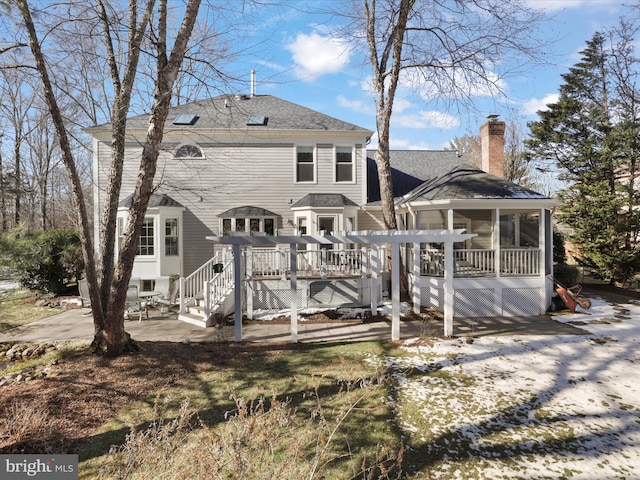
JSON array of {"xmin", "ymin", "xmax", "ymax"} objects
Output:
[
  {"xmin": 296, "ymin": 146, "xmax": 315, "ymax": 182},
  {"xmin": 138, "ymin": 217, "xmax": 155, "ymax": 255},
  {"xmin": 222, "ymin": 217, "xmax": 275, "ymax": 236},
  {"xmin": 335, "ymin": 146, "xmax": 353, "ymax": 182},
  {"xmin": 165, "ymin": 218, "xmax": 179, "ymax": 256},
  {"xmin": 175, "ymin": 144, "xmax": 203, "ymax": 158}
]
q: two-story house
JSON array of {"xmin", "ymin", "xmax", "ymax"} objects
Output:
[{"xmin": 87, "ymin": 93, "xmax": 557, "ymax": 329}]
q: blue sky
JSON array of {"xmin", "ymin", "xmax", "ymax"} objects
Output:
[{"xmin": 220, "ymin": 0, "xmax": 634, "ymax": 151}]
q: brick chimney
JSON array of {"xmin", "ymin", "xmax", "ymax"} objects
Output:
[{"xmin": 480, "ymin": 115, "xmax": 505, "ymax": 178}]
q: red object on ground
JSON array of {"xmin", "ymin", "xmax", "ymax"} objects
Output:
[{"xmin": 555, "ymin": 282, "xmax": 592, "ymax": 312}]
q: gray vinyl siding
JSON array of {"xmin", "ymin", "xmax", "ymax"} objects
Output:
[{"xmin": 98, "ymin": 135, "xmax": 369, "ymax": 276}]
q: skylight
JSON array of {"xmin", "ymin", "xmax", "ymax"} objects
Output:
[
  {"xmin": 247, "ymin": 114, "xmax": 268, "ymax": 126},
  {"xmin": 172, "ymin": 114, "xmax": 199, "ymax": 125}
]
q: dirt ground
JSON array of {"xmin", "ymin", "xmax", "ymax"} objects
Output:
[
  {"xmin": 0, "ymin": 341, "xmax": 305, "ymax": 454},
  {"xmin": 0, "ymin": 283, "xmax": 635, "ymax": 455}
]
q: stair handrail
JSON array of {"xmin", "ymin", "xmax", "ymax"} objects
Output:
[
  {"xmin": 178, "ymin": 253, "xmax": 220, "ymax": 314},
  {"xmin": 203, "ymin": 256, "xmax": 235, "ymax": 319}
]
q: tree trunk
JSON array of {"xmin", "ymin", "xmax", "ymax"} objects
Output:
[
  {"xmin": 90, "ymin": 0, "xmax": 202, "ymax": 356},
  {"xmin": 17, "ymin": 0, "xmax": 106, "ymax": 340}
]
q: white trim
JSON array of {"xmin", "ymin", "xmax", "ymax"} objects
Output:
[
  {"xmin": 294, "ymin": 144, "xmax": 317, "ymax": 184},
  {"xmin": 173, "ymin": 143, "xmax": 205, "ymax": 159},
  {"xmin": 334, "ymin": 145, "xmax": 356, "ymax": 184}
]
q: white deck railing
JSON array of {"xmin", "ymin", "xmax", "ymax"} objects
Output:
[
  {"xmin": 500, "ymin": 248, "xmax": 541, "ymax": 276},
  {"xmin": 421, "ymin": 248, "xmax": 540, "ymax": 277},
  {"xmin": 250, "ymin": 247, "xmax": 380, "ymax": 278},
  {"xmin": 179, "ymin": 253, "xmax": 221, "ymax": 312},
  {"xmin": 203, "ymin": 256, "xmax": 234, "ymax": 318}
]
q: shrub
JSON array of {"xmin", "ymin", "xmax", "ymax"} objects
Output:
[
  {"xmin": 102, "ymin": 379, "xmax": 403, "ymax": 479},
  {"xmin": 6, "ymin": 228, "xmax": 83, "ymax": 295},
  {"xmin": 553, "ymin": 263, "xmax": 579, "ymax": 287},
  {"xmin": 553, "ymin": 229, "xmax": 567, "ymax": 265},
  {"xmin": 1, "ymin": 402, "xmax": 53, "ymax": 453}
]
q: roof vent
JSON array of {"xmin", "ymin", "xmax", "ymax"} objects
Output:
[{"xmin": 172, "ymin": 114, "xmax": 199, "ymax": 125}]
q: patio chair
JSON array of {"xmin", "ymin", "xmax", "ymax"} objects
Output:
[
  {"xmin": 124, "ymin": 284, "xmax": 148, "ymax": 322},
  {"xmin": 78, "ymin": 278, "xmax": 91, "ymax": 307},
  {"xmin": 156, "ymin": 280, "xmax": 179, "ymax": 314},
  {"xmin": 77, "ymin": 278, "xmax": 93, "ymax": 316}
]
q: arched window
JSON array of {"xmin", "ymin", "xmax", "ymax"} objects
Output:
[{"xmin": 175, "ymin": 144, "xmax": 203, "ymax": 158}]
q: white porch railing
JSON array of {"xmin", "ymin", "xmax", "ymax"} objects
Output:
[
  {"xmin": 421, "ymin": 248, "xmax": 540, "ymax": 277},
  {"xmin": 203, "ymin": 256, "xmax": 234, "ymax": 319},
  {"xmin": 251, "ymin": 247, "xmax": 377, "ymax": 278},
  {"xmin": 500, "ymin": 248, "xmax": 541, "ymax": 276},
  {"xmin": 179, "ymin": 253, "xmax": 221, "ymax": 313}
]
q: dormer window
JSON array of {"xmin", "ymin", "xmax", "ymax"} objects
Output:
[{"xmin": 175, "ymin": 144, "xmax": 203, "ymax": 158}]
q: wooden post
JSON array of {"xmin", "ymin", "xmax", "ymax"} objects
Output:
[
  {"xmin": 392, "ymin": 242, "xmax": 400, "ymax": 341},
  {"xmin": 233, "ymin": 244, "xmax": 242, "ymax": 342},
  {"xmin": 246, "ymin": 245, "xmax": 253, "ymax": 320},
  {"xmin": 444, "ymin": 239, "xmax": 454, "ymax": 337},
  {"xmin": 370, "ymin": 245, "xmax": 378, "ymax": 316},
  {"xmin": 412, "ymin": 241, "xmax": 421, "ymax": 313},
  {"xmin": 290, "ymin": 243, "xmax": 298, "ymax": 343}
]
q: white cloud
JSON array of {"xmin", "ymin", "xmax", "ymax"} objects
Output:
[
  {"xmin": 525, "ymin": 0, "xmax": 622, "ymax": 12},
  {"xmin": 394, "ymin": 110, "xmax": 460, "ymax": 129},
  {"xmin": 393, "ymin": 97, "xmax": 413, "ymax": 113},
  {"xmin": 336, "ymin": 95, "xmax": 375, "ymax": 115},
  {"xmin": 523, "ymin": 93, "xmax": 559, "ymax": 115},
  {"xmin": 285, "ymin": 32, "xmax": 352, "ymax": 81}
]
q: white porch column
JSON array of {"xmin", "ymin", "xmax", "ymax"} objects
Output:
[
  {"xmin": 203, "ymin": 281, "xmax": 211, "ymax": 320},
  {"xmin": 290, "ymin": 243, "xmax": 298, "ymax": 343},
  {"xmin": 370, "ymin": 245, "xmax": 379, "ymax": 316},
  {"xmin": 246, "ymin": 245, "xmax": 253, "ymax": 320},
  {"xmin": 278, "ymin": 247, "xmax": 286, "ymax": 281},
  {"xmin": 233, "ymin": 244, "xmax": 242, "ymax": 342},
  {"xmin": 320, "ymin": 247, "xmax": 327, "ymax": 279},
  {"xmin": 179, "ymin": 276, "xmax": 185, "ymax": 314},
  {"xmin": 540, "ymin": 207, "xmax": 547, "ymax": 313},
  {"xmin": 392, "ymin": 242, "xmax": 401, "ymax": 341},
  {"xmin": 444, "ymin": 239, "xmax": 454, "ymax": 337},
  {"xmin": 494, "ymin": 208, "xmax": 501, "ymax": 278},
  {"xmin": 494, "ymin": 208, "xmax": 502, "ymax": 316},
  {"xmin": 412, "ymin": 241, "xmax": 421, "ymax": 313}
]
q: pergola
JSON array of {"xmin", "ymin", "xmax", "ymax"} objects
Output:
[{"xmin": 206, "ymin": 229, "xmax": 475, "ymax": 342}]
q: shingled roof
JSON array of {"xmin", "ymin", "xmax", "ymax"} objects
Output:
[
  {"xmin": 398, "ymin": 163, "xmax": 549, "ymax": 204},
  {"xmin": 99, "ymin": 94, "xmax": 372, "ymax": 134},
  {"xmin": 119, "ymin": 193, "xmax": 184, "ymax": 208},
  {"xmin": 366, "ymin": 150, "xmax": 468, "ymax": 203},
  {"xmin": 291, "ymin": 193, "xmax": 358, "ymax": 209}
]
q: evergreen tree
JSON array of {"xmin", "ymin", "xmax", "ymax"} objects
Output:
[{"xmin": 527, "ymin": 31, "xmax": 640, "ymax": 285}]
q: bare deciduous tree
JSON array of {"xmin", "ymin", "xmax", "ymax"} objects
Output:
[
  {"xmin": 13, "ymin": 0, "xmax": 202, "ymax": 356},
  {"xmin": 339, "ymin": 0, "xmax": 548, "ymax": 229}
]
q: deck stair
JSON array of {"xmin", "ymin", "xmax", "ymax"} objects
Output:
[{"xmin": 178, "ymin": 255, "xmax": 235, "ymax": 327}]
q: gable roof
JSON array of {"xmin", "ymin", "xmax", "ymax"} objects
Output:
[
  {"xmin": 91, "ymin": 95, "xmax": 373, "ymax": 134},
  {"xmin": 366, "ymin": 149, "xmax": 467, "ymax": 203},
  {"xmin": 398, "ymin": 163, "xmax": 549, "ymax": 204}
]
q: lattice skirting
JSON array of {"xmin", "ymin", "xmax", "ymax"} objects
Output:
[
  {"xmin": 420, "ymin": 287, "xmax": 444, "ymax": 310},
  {"xmin": 252, "ymin": 288, "xmax": 307, "ymax": 310},
  {"xmin": 420, "ymin": 286, "xmax": 543, "ymax": 317},
  {"xmin": 455, "ymin": 288, "xmax": 495, "ymax": 317},
  {"xmin": 502, "ymin": 288, "xmax": 541, "ymax": 316}
]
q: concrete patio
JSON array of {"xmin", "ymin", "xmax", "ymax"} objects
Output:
[{"xmin": 0, "ymin": 302, "xmax": 589, "ymax": 345}]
